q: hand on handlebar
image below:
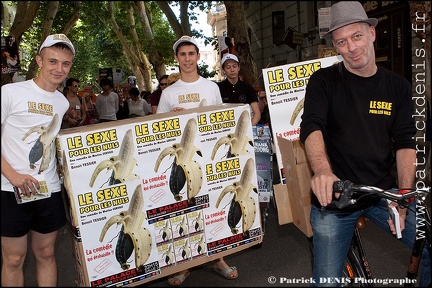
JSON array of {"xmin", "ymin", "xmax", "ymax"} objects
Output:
[{"xmin": 310, "ymin": 171, "xmax": 339, "ymax": 207}]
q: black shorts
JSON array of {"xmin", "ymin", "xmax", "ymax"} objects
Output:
[{"xmin": 1, "ymin": 191, "xmax": 66, "ymax": 237}]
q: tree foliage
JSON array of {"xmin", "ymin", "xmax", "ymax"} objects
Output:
[{"xmin": 1, "ymin": 1, "xmax": 254, "ymax": 90}]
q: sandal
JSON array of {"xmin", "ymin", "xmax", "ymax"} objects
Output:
[
  {"xmin": 213, "ymin": 265, "xmax": 238, "ymax": 279},
  {"xmin": 167, "ymin": 270, "xmax": 191, "ymax": 286}
]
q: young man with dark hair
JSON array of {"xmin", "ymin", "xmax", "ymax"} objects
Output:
[
  {"xmin": 96, "ymin": 78, "xmax": 119, "ymax": 122},
  {"xmin": 157, "ymin": 35, "xmax": 237, "ymax": 286},
  {"xmin": 218, "ymin": 53, "xmax": 261, "ymax": 125},
  {"xmin": 156, "ymin": 36, "xmax": 223, "ymax": 114}
]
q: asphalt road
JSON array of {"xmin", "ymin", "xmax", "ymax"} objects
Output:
[{"xmin": 21, "ymin": 201, "xmax": 415, "ymax": 287}]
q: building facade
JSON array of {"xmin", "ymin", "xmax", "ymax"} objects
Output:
[
  {"xmin": 207, "ymin": 1, "xmax": 430, "ymax": 185},
  {"xmin": 208, "ymin": 1, "xmax": 415, "ymax": 86}
]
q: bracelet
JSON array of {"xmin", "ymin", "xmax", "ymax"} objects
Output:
[
  {"xmin": 399, "ymin": 189, "xmax": 414, "ymax": 204},
  {"xmin": 398, "ymin": 189, "xmax": 410, "ymax": 194}
]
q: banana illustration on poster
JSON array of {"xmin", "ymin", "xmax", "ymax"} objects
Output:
[{"xmin": 262, "ymin": 55, "xmax": 343, "ymax": 182}]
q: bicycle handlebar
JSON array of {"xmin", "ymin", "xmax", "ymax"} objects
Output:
[{"xmin": 331, "ymin": 180, "xmax": 431, "ymax": 209}]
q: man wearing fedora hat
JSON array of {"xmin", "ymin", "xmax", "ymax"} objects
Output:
[{"xmin": 300, "ymin": 1, "xmax": 430, "ymax": 286}]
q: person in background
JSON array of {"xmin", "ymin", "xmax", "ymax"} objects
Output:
[
  {"xmin": 61, "ymin": 77, "xmax": 86, "ymax": 129},
  {"xmin": 116, "ymin": 91, "xmax": 129, "ymax": 120},
  {"xmin": 166, "ymin": 72, "xmax": 181, "ymax": 86},
  {"xmin": 3, "ymin": 51, "xmax": 18, "ymax": 68},
  {"xmin": 151, "ymin": 74, "xmax": 169, "ymax": 114},
  {"xmin": 5, "ymin": 35, "xmax": 19, "ymax": 60},
  {"xmin": 141, "ymin": 90, "xmax": 152, "ymax": 115},
  {"xmin": 217, "ymin": 53, "xmax": 261, "ymax": 125},
  {"xmin": 1, "ymin": 33, "xmax": 74, "ymax": 286},
  {"xmin": 299, "ymin": 2, "xmax": 430, "ymax": 286},
  {"xmin": 82, "ymin": 92, "xmax": 99, "ymax": 125},
  {"xmin": 122, "ymin": 88, "xmax": 130, "ymax": 102},
  {"xmin": 157, "ymin": 35, "xmax": 236, "ymax": 286},
  {"xmin": 128, "ymin": 87, "xmax": 149, "ymax": 117},
  {"xmin": 96, "ymin": 78, "xmax": 118, "ymax": 122},
  {"xmin": 62, "ymin": 86, "xmax": 69, "ymax": 97},
  {"xmin": 5, "ymin": 35, "xmax": 20, "ymax": 69}
]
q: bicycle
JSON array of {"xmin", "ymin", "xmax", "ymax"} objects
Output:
[{"xmin": 331, "ymin": 180, "xmax": 431, "ymax": 287}]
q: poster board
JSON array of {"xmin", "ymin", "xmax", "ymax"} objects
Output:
[
  {"xmin": 56, "ymin": 104, "xmax": 262, "ymax": 287},
  {"xmin": 261, "ymin": 55, "xmax": 343, "ymax": 182}
]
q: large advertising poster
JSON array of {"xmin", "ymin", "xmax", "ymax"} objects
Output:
[
  {"xmin": 262, "ymin": 55, "xmax": 343, "ymax": 182},
  {"xmin": 56, "ymin": 105, "xmax": 263, "ymax": 286}
]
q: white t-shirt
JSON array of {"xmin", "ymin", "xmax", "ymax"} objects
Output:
[
  {"xmin": 1, "ymin": 80, "xmax": 69, "ymax": 193},
  {"xmin": 96, "ymin": 92, "xmax": 119, "ymax": 120},
  {"xmin": 156, "ymin": 76, "xmax": 223, "ymax": 113},
  {"xmin": 128, "ymin": 98, "xmax": 148, "ymax": 116}
]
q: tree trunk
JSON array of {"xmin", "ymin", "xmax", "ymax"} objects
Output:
[
  {"xmin": 127, "ymin": 3, "xmax": 152, "ymax": 91},
  {"xmin": 224, "ymin": 1, "xmax": 258, "ymax": 87},
  {"xmin": 1, "ymin": 1, "xmax": 40, "ymax": 86},
  {"xmin": 134, "ymin": 1, "xmax": 165, "ymax": 82},
  {"xmin": 156, "ymin": 1, "xmax": 183, "ymax": 37},
  {"xmin": 26, "ymin": 1, "xmax": 60, "ymax": 80}
]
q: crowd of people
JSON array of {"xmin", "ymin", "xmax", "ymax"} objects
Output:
[
  {"xmin": 1, "ymin": 2, "xmax": 429, "ymax": 287},
  {"xmin": 57, "ymin": 76, "xmax": 157, "ymax": 127},
  {"xmin": 52, "ymin": 34, "xmax": 269, "ymax": 132},
  {"xmin": 54, "ymin": 58, "xmax": 267, "ymax": 132}
]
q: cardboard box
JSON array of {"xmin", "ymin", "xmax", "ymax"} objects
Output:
[
  {"xmin": 273, "ymin": 183, "xmax": 293, "ymax": 225},
  {"xmin": 277, "ymin": 137, "xmax": 313, "ymax": 237}
]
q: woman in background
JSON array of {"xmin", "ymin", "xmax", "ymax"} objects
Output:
[
  {"xmin": 151, "ymin": 75, "xmax": 169, "ymax": 114},
  {"xmin": 82, "ymin": 92, "xmax": 99, "ymax": 125},
  {"xmin": 128, "ymin": 87, "xmax": 149, "ymax": 117}
]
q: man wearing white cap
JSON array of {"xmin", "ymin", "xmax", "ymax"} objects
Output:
[
  {"xmin": 218, "ymin": 53, "xmax": 261, "ymax": 125},
  {"xmin": 1, "ymin": 34, "xmax": 74, "ymax": 286},
  {"xmin": 156, "ymin": 35, "xmax": 223, "ymax": 114},
  {"xmin": 300, "ymin": 2, "xmax": 430, "ymax": 286},
  {"xmin": 157, "ymin": 36, "xmax": 237, "ymax": 285}
]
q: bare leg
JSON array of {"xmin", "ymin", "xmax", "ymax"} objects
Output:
[
  {"xmin": 1, "ymin": 235, "xmax": 28, "ymax": 286},
  {"xmin": 167, "ymin": 269, "xmax": 190, "ymax": 285},
  {"xmin": 31, "ymin": 230, "xmax": 58, "ymax": 287}
]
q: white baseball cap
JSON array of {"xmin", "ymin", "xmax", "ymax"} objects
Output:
[
  {"xmin": 221, "ymin": 53, "xmax": 239, "ymax": 67},
  {"xmin": 173, "ymin": 35, "xmax": 199, "ymax": 53},
  {"xmin": 39, "ymin": 34, "xmax": 75, "ymax": 55}
]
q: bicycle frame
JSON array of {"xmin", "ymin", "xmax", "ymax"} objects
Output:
[
  {"xmin": 347, "ymin": 226, "xmax": 373, "ymax": 281},
  {"xmin": 404, "ymin": 196, "xmax": 431, "ymax": 287}
]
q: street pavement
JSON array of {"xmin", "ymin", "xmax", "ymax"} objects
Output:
[{"xmin": 21, "ymin": 201, "xmax": 414, "ymax": 287}]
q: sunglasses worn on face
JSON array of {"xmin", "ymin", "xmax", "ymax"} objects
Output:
[{"xmin": 160, "ymin": 83, "xmax": 167, "ymax": 86}]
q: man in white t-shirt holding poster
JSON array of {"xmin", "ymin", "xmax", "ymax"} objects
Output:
[{"xmin": 157, "ymin": 35, "xmax": 238, "ymax": 286}]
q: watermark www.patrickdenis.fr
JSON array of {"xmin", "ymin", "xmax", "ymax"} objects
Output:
[{"xmin": 267, "ymin": 276, "xmax": 417, "ymax": 286}]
